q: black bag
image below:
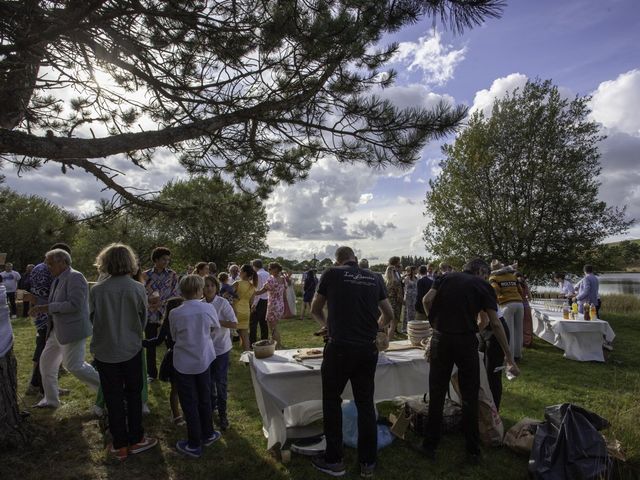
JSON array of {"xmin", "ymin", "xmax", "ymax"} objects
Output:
[
  {"xmin": 529, "ymin": 403, "xmax": 611, "ymax": 480},
  {"xmin": 404, "ymin": 393, "xmax": 462, "ymax": 436},
  {"xmin": 158, "ymin": 349, "xmax": 175, "ymax": 382}
]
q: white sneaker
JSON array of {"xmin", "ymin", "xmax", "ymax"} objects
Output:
[{"xmin": 142, "ymin": 403, "xmax": 151, "ymax": 415}]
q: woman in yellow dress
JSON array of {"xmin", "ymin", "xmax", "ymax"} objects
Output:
[{"xmin": 233, "ymin": 264, "xmax": 258, "ymax": 351}]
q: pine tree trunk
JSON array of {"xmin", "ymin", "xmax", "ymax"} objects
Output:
[{"xmin": 0, "ymin": 348, "xmax": 32, "ymax": 448}]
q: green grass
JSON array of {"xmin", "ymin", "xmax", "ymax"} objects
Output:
[{"xmin": 2, "ymin": 303, "xmax": 640, "ymax": 480}]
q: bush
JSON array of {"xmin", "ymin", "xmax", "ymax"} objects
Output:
[{"xmin": 600, "ymin": 294, "xmax": 640, "ymax": 316}]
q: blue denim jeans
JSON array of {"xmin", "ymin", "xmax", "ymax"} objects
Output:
[
  {"xmin": 210, "ymin": 351, "xmax": 230, "ymax": 416},
  {"xmin": 175, "ymin": 365, "xmax": 214, "ymax": 448}
]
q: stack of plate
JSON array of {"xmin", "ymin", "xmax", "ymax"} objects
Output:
[{"xmin": 407, "ymin": 320, "xmax": 432, "ymax": 346}]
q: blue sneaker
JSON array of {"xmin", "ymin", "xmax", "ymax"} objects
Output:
[
  {"xmin": 203, "ymin": 431, "xmax": 221, "ymax": 447},
  {"xmin": 176, "ymin": 440, "xmax": 202, "ymax": 458},
  {"xmin": 311, "ymin": 455, "xmax": 346, "ymax": 476}
]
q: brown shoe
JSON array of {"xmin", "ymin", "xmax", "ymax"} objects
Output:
[
  {"xmin": 109, "ymin": 444, "xmax": 128, "ymax": 461},
  {"xmin": 128, "ymin": 436, "xmax": 158, "ymax": 454}
]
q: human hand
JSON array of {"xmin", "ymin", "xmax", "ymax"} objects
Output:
[
  {"xmin": 506, "ymin": 362, "xmax": 520, "ymax": 379},
  {"xmin": 376, "ymin": 331, "xmax": 389, "ymax": 352}
]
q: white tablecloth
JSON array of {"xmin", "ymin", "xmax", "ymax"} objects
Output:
[
  {"xmin": 244, "ymin": 341, "xmax": 430, "ymax": 450},
  {"xmin": 531, "ymin": 308, "xmax": 615, "ymax": 362}
]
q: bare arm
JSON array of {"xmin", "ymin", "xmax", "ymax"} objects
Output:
[
  {"xmin": 377, "ymin": 299, "xmax": 394, "ymax": 330},
  {"xmin": 310, "ymin": 293, "xmax": 327, "ymax": 328},
  {"xmin": 486, "ymin": 309, "xmax": 520, "ymax": 376},
  {"xmin": 422, "ymin": 288, "xmax": 437, "ymax": 315},
  {"xmin": 477, "ymin": 311, "xmax": 490, "ymax": 331}
]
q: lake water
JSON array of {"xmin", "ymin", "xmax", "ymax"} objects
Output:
[{"xmin": 533, "ymin": 273, "xmax": 640, "ymax": 297}]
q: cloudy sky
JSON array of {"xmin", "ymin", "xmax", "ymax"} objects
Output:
[{"xmin": 5, "ymin": 0, "xmax": 640, "ymax": 262}]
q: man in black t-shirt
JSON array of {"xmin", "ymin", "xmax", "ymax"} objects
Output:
[
  {"xmin": 310, "ymin": 246, "xmax": 394, "ymax": 478},
  {"xmin": 414, "ymin": 265, "xmax": 433, "ymax": 321},
  {"xmin": 421, "ymin": 259, "xmax": 519, "ymax": 464}
]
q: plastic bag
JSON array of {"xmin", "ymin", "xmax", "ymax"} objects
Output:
[
  {"xmin": 529, "ymin": 403, "xmax": 611, "ymax": 480},
  {"xmin": 341, "ymin": 401, "xmax": 394, "ymax": 451}
]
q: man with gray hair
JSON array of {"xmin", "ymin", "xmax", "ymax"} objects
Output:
[{"xmin": 29, "ymin": 249, "xmax": 99, "ymax": 408}]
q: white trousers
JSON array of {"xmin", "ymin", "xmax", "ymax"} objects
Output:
[
  {"xmin": 502, "ymin": 302, "xmax": 524, "ymax": 360},
  {"xmin": 39, "ymin": 333, "xmax": 100, "ymax": 406}
]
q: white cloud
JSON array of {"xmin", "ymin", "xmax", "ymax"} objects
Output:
[
  {"xmin": 393, "ymin": 30, "xmax": 466, "ymax": 86},
  {"xmin": 590, "ymin": 69, "xmax": 640, "ymax": 136},
  {"xmin": 265, "ymin": 157, "xmax": 397, "ymax": 241},
  {"xmin": 359, "ymin": 193, "xmax": 373, "ymax": 205},
  {"xmin": 469, "ymin": 73, "xmax": 528, "ymax": 117},
  {"xmin": 587, "ymin": 71, "xmax": 640, "ymax": 232},
  {"xmin": 375, "ymin": 83, "xmax": 456, "ymax": 111}
]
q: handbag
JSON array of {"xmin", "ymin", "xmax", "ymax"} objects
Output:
[
  {"xmin": 404, "ymin": 392, "xmax": 462, "ymax": 436},
  {"xmin": 158, "ymin": 348, "xmax": 175, "ymax": 382}
]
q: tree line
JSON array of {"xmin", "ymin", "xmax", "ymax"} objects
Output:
[{"xmin": 0, "ymin": 176, "xmax": 269, "ymax": 278}]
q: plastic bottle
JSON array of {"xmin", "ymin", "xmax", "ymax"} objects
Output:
[
  {"xmin": 571, "ymin": 300, "xmax": 578, "ymax": 320},
  {"xmin": 590, "ymin": 303, "xmax": 597, "ymax": 320}
]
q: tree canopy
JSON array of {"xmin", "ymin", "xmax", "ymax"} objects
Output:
[
  {"xmin": 0, "ymin": 186, "xmax": 77, "ymax": 270},
  {"xmin": 423, "ymin": 79, "xmax": 632, "ymax": 273},
  {"xmin": 0, "ymin": 0, "xmax": 503, "ymax": 209},
  {"xmin": 156, "ymin": 176, "xmax": 269, "ymax": 265}
]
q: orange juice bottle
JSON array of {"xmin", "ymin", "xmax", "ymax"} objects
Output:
[{"xmin": 589, "ymin": 303, "xmax": 597, "ymax": 320}]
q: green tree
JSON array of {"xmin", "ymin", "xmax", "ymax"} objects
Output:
[
  {"xmin": 0, "ymin": 187, "xmax": 77, "ymax": 270},
  {"xmin": 424, "ymin": 79, "xmax": 631, "ymax": 273},
  {"xmin": 0, "ymin": 1, "xmax": 502, "ymax": 208},
  {"xmin": 72, "ymin": 204, "xmax": 172, "ymax": 278},
  {"xmin": 156, "ymin": 176, "xmax": 269, "ymax": 266}
]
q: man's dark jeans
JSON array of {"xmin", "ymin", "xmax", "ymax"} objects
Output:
[
  {"xmin": 480, "ymin": 319, "xmax": 509, "ymax": 411},
  {"xmin": 6, "ymin": 291, "xmax": 17, "ymax": 316},
  {"xmin": 144, "ymin": 322, "xmax": 160, "ymax": 379},
  {"xmin": 321, "ymin": 340, "xmax": 378, "ymax": 465},
  {"xmin": 29, "ymin": 324, "xmax": 48, "ymax": 390},
  {"xmin": 249, "ymin": 299, "xmax": 268, "ymax": 345},
  {"xmin": 175, "ymin": 366, "xmax": 214, "ymax": 448},
  {"xmin": 95, "ymin": 350, "xmax": 145, "ymax": 449},
  {"xmin": 210, "ymin": 351, "xmax": 230, "ymax": 416},
  {"xmin": 424, "ymin": 331, "xmax": 480, "ymax": 455}
]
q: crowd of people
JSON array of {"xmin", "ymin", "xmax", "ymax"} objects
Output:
[
  {"xmin": 1, "ymin": 242, "xmax": 300, "ymax": 461},
  {"xmin": 1, "ymin": 243, "xmax": 601, "ymax": 477}
]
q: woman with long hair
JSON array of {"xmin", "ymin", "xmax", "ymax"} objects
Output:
[
  {"xmin": 255, "ymin": 262, "xmax": 287, "ymax": 348},
  {"xmin": 402, "ymin": 265, "xmax": 418, "ymax": 332},
  {"xmin": 232, "ymin": 264, "xmax": 257, "ymax": 351},
  {"xmin": 384, "ymin": 256, "xmax": 404, "ymax": 339}
]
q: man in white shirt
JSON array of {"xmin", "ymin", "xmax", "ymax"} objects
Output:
[
  {"xmin": 169, "ymin": 275, "xmax": 221, "ymax": 457},
  {"xmin": 250, "ymin": 259, "xmax": 270, "ymax": 345},
  {"xmin": 553, "ymin": 273, "xmax": 574, "ymax": 305},
  {"xmin": 1, "ymin": 263, "xmax": 21, "ymax": 318},
  {"xmin": 203, "ymin": 275, "xmax": 238, "ymax": 431}
]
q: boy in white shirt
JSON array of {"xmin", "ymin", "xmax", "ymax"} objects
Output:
[
  {"xmin": 170, "ymin": 275, "xmax": 221, "ymax": 457},
  {"xmin": 203, "ymin": 275, "xmax": 238, "ymax": 431}
]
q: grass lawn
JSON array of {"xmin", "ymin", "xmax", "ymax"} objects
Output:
[{"xmin": 2, "ymin": 304, "xmax": 639, "ymax": 480}]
